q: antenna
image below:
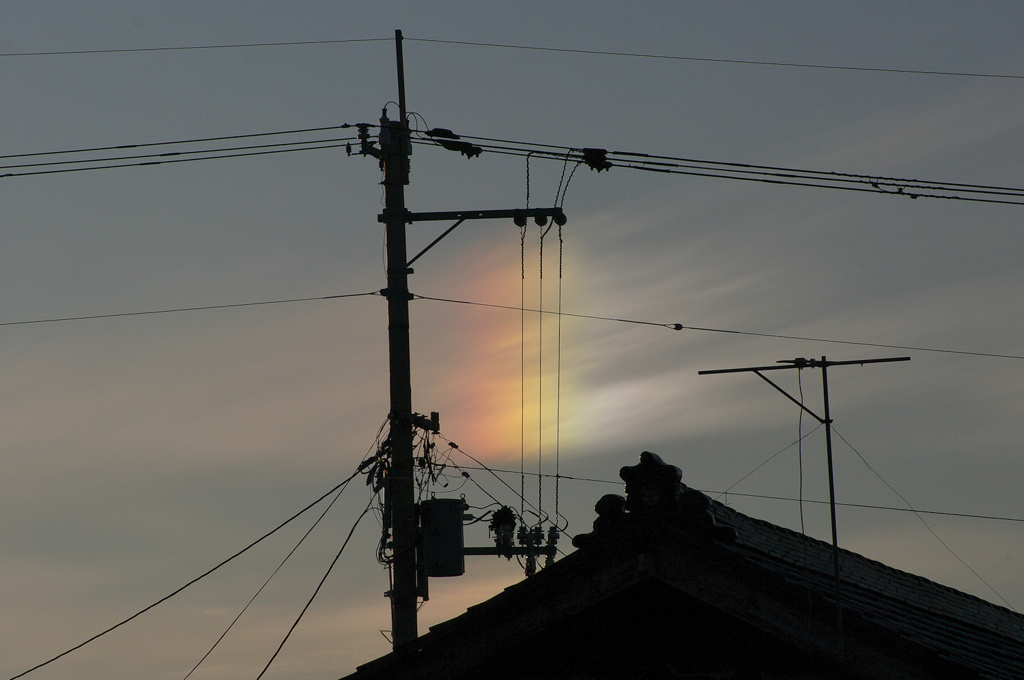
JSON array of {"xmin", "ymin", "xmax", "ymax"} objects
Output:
[{"xmin": 698, "ymin": 355, "xmax": 909, "ymax": 651}]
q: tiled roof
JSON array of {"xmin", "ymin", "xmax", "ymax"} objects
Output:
[
  {"xmin": 710, "ymin": 499, "xmax": 1024, "ymax": 680},
  {"xmin": 344, "ymin": 452, "xmax": 1024, "ymax": 680}
]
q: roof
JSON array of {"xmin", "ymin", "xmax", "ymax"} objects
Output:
[
  {"xmin": 342, "ymin": 452, "xmax": 1024, "ymax": 680},
  {"xmin": 710, "ymin": 492, "xmax": 1024, "ymax": 679}
]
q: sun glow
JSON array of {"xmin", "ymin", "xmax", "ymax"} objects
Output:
[{"xmin": 416, "ymin": 237, "xmax": 582, "ymax": 471}]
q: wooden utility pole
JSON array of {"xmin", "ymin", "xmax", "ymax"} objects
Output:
[
  {"xmin": 371, "ymin": 30, "xmax": 567, "ymax": 650},
  {"xmin": 380, "ymin": 29, "xmax": 418, "ymax": 649}
]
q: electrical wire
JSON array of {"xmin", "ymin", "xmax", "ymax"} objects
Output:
[
  {"xmin": 554, "ymin": 218, "xmax": 565, "ymax": 527},
  {"xmin": 457, "ymin": 464, "xmax": 1024, "ymax": 524},
  {"xmin": 436, "ymin": 434, "xmax": 551, "ymax": 527},
  {"xmin": 7, "ymin": 466, "xmax": 368, "ymax": 680},
  {"xmin": 411, "ymin": 293, "xmax": 1024, "ymax": 361},
  {"xmin": 537, "ymin": 221, "xmax": 545, "ymax": 519},
  {"xmin": 6, "ymin": 34, "xmax": 1021, "ymax": 81},
  {"xmin": 0, "ymin": 136, "xmax": 358, "ymax": 173},
  {"xmin": 519, "ymin": 219, "xmax": 528, "ymax": 520},
  {"xmin": 615, "ymin": 160, "xmax": 1024, "ymax": 206},
  {"xmin": 0, "ymin": 292, "xmax": 379, "ymax": 329},
  {"xmin": 0, "ymin": 38, "xmax": 390, "ymax": 58},
  {"xmin": 254, "ymin": 496, "xmax": 376, "ymax": 680},
  {"xmin": 1, "ymin": 140, "xmax": 355, "ymax": 178},
  {"xmin": 0, "ymin": 125, "xmax": 358, "ymax": 161},
  {"xmin": 182, "ymin": 474, "xmax": 354, "ymax": 680},
  {"xmin": 8, "ymin": 116, "xmax": 1021, "ymax": 207},
  {"xmin": 11, "ymin": 122, "xmax": 1020, "ymax": 208},
  {"xmin": 608, "ymin": 149, "xmax": 1024, "ymax": 198},
  {"xmin": 411, "ymin": 134, "xmax": 1024, "ymax": 206},
  {"xmin": 404, "ymin": 37, "xmax": 1024, "ymax": 81}
]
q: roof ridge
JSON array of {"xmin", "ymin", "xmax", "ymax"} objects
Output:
[{"xmin": 707, "ymin": 496, "xmax": 1024, "ymax": 641}]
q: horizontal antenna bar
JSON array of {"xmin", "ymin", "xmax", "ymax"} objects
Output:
[{"xmin": 699, "ymin": 356, "xmax": 909, "ymax": 375}]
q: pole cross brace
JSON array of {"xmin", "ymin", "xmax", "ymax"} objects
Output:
[
  {"xmin": 379, "ymin": 207, "xmax": 567, "ymax": 226},
  {"xmin": 389, "ymin": 207, "xmax": 569, "ymax": 268}
]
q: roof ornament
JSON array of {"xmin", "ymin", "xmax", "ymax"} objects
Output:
[{"xmin": 572, "ymin": 451, "xmax": 736, "ymax": 548}]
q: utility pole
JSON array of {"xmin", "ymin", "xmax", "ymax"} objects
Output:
[
  {"xmin": 360, "ymin": 30, "xmax": 568, "ymax": 652},
  {"xmin": 380, "ymin": 29, "xmax": 418, "ymax": 650}
]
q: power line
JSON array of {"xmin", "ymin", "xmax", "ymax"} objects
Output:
[
  {"xmin": 0, "ymin": 136, "xmax": 357, "ymax": 173},
  {"xmin": 0, "ymin": 292, "xmax": 379, "ymax": 329},
  {"xmin": 7, "ymin": 467, "xmax": 367, "ymax": 680},
  {"xmin": 4, "ymin": 34, "xmax": 1020, "ymax": 82},
  {"xmin": 405, "ymin": 37, "xmax": 1024, "ymax": 81},
  {"xmin": 413, "ymin": 133, "xmax": 1024, "ymax": 206},
  {"xmin": 429, "ymin": 137, "xmax": 1024, "ymax": 206},
  {"xmin": 8, "ymin": 120, "xmax": 1021, "ymax": 207},
  {"xmin": 182, "ymin": 475, "xmax": 353, "ymax": 680},
  {"xmin": 1, "ymin": 140, "xmax": 355, "ymax": 179},
  {"xmin": 412, "ymin": 293, "xmax": 1024, "ymax": 361},
  {"xmin": 609, "ymin": 149, "xmax": 1024, "ymax": 198},
  {"xmin": 457, "ymin": 466, "xmax": 1024, "ymax": 525},
  {"xmin": 614, "ymin": 160, "xmax": 1024, "ymax": 206},
  {"xmin": 254, "ymin": 496, "xmax": 375, "ymax": 680},
  {"xmin": 712, "ymin": 491, "xmax": 1024, "ymax": 525},
  {"xmin": 0, "ymin": 38, "xmax": 390, "ymax": 59},
  {"xmin": 0, "ymin": 125, "xmax": 357, "ymax": 161},
  {"xmin": 438, "ymin": 434, "xmax": 554, "ymax": 527}
]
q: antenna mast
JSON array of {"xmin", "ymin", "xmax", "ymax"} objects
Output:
[{"xmin": 699, "ymin": 355, "xmax": 909, "ymax": 651}]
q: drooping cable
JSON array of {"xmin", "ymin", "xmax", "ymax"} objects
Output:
[
  {"xmin": 253, "ymin": 496, "xmax": 376, "ymax": 680},
  {"xmin": 520, "ymin": 153, "xmax": 530, "ymax": 521},
  {"xmin": 551, "ymin": 160, "xmax": 580, "ymax": 530},
  {"xmin": 519, "ymin": 206, "xmax": 528, "ymax": 521},
  {"xmin": 7, "ymin": 465, "xmax": 368, "ymax": 680},
  {"xmin": 437, "ymin": 434, "xmax": 549, "ymax": 526},
  {"xmin": 554, "ymin": 218, "xmax": 564, "ymax": 527},
  {"xmin": 537, "ymin": 220, "xmax": 545, "ymax": 519},
  {"xmin": 182, "ymin": 475, "xmax": 354, "ymax": 680}
]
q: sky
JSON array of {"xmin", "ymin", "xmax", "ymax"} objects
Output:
[{"xmin": 1, "ymin": 2, "xmax": 1023, "ymax": 679}]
